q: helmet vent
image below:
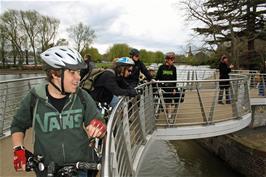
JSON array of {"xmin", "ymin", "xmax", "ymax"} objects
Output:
[
  {"xmin": 67, "ymin": 53, "xmax": 75, "ymax": 60},
  {"xmin": 68, "ymin": 48, "xmax": 74, "ymax": 53},
  {"xmin": 60, "ymin": 48, "xmax": 67, "ymax": 51},
  {"xmin": 55, "ymin": 52, "xmax": 63, "ymax": 58}
]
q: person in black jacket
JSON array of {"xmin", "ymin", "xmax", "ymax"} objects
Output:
[
  {"xmin": 80, "ymin": 53, "xmax": 95, "ymax": 80},
  {"xmin": 125, "ymin": 48, "xmax": 152, "ymax": 87},
  {"xmin": 218, "ymin": 55, "xmax": 234, "ymax": 104},
  {"xmin": 90, "ymin": 57, "xmax": 138, "ymax": 107},
  {"xmin": 156, "ymin": 52, "xmax": 177, "ymax": 119}
]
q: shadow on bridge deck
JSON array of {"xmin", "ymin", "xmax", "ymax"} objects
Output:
[{"xmin": 0, "ymin": 129, "xmax": 34, "ymax": 177}]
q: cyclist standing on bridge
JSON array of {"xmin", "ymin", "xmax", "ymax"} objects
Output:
[
  {"xmin": 11, "ymin": 46, "xmax": 106, "ymax": 177},
  {"xmin": 218, "ymin": 54, "xmax": 234, "ymax": 104},
  {"xmin": 156, "ymin": 52, "xmax": 178, "ymax": 119},
  {"xmin": 125, "ymin": 48, "xmax": 152, "ymax": 87}
]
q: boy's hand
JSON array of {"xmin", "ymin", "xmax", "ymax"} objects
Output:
[
  {"xmin": 86, "ymin": 119, "xmax": 106, "ymax": 138},
  {"xmin": 13, "ymin": 146, "xmax": 26, "ymax": 171}
]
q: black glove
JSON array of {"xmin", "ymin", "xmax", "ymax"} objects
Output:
[
  {"xmin": 136, "ymin": 88, "xmax": 143, "ymax": 95},
  {"xmin": 128, "ymin": 89, "xmax": 138, "ymax": 97}
]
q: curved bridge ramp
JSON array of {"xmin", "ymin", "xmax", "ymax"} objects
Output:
[{"xmin": 103, "ymin": 75, "xmax": 252, "ymax": 177}]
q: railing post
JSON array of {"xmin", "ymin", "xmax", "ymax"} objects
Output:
[
  {"xmin": 0, "ymin": 84, "xmax": 8, "ymax": 137},
  {"xmin": 230, "ymin": 80, "xmax": 240, "ymax": 119},
  {"xmin": 148, "ymin": 84, "xmax": 156, "ymax": 131},
  {"xmin": 195, "ymin": 80, "xmax": 208, "ymax": 123},
  {"xmin": 109, "ymin": 134, "xmax": 119, "ymax": 177},
  {"xmin": 28, "ymin": 80, "xmax": 32, "ymax": 89},
  {"xmin": 208, "ymin": 81, "xmax": 219, "ymax": 122},
  {"xmin": 139, "ymin": 93, "xmax": 146, "ymax": 144},
  {"xmin": 122, "ymin": 101, "xmax": 134, "ymax": 173}
]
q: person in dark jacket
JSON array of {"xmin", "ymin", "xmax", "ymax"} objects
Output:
[
  {"xmin": 80, "ymin": 53, "xmax": 95, "ymax": 80},
  {"xmin": 125, "ymin": 48, "xmax": 152, "ymax": 87},
  {"xmin": 90, "ymin": 57, "xmax": 138, "ymax": 107},
  {"xmin": 218, "ymin": 55, "xmax": 234, "ymax": 104},
  {"xmin": 11, "ymin": 46, "xmax": 106, "ymax": 177},
  {"xmin": 156, "ymin": 52, "xmax": 177, "ymax": 119}
]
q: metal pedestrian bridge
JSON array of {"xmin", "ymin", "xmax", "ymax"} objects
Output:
[{"xmin": 1, "ymin": 69, "xmax": 265, "ymax": 177}]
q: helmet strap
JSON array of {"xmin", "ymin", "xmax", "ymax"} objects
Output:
[
  {"xmin": 49, "ymin": 69, "xmax": 66, "ymax": 95},
  {"xmin": 50, "ymin": 81, "xmax": 63, "ymax": 94},
  {"xmin": 60, "ymin": 69, "xmax": 66, "ymax": 95}
]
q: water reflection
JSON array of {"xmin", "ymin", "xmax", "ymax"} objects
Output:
[{"xmin": 138, "ymin": 140, "xmax": 243, "ymax": 177}]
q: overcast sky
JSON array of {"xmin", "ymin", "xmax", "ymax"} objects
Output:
[{"xmin": 1, "ymin": 0, "xmax": 199, "ymax": 54}]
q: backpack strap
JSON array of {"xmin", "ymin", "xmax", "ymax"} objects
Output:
[
  {"xmin": 30, "ymin": 92, "xmax": 39, "ymax": 146},
  {"xmin": 106, "ymin": 68, "xmax": 115, "ymax": 75},
  {"xmin": 77, "ymin": 89, "xmax": 87, "ymax": 112},
  {"xmin": 80, "ymin": 71, "xmax": 92, "ymax": 87}
]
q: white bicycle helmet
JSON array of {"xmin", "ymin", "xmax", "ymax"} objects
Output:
[
  {"xmin": 40, "ymin": 46, "xmax": 87, "ymax": 70},
  {"xmin": 116, "ymin": 57, "xmax": 135, "ymax": 66}
]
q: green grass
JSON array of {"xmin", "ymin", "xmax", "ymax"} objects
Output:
[{"xmin": 95, "ymin": 62, "xmax": 112, "ymax": 68}]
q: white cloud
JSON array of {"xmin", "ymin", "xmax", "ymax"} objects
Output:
[{"xmin": 1, "ymin": 0, "xmax": 198, "ymax": 54}]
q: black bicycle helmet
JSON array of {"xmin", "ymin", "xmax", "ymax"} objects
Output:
[{"xmin": 129, "ymin": 48, "xmax": 140, "ymax": 57}]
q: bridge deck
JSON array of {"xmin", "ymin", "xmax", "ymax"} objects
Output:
[{"xmin": 0, "ymin": 129, "xmax": 34, "ymax": 177}]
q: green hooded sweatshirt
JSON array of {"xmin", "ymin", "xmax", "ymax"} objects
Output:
[{"xmin": 11, "ymin": 83, "xmax": 103, "ymax": 166}]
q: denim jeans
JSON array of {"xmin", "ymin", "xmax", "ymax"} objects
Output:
[
  {"xmin": 110, "ymin": 95, "xmax": 120, "ymax": 108},
  {"xmin": 76, "ymin": 170, "xmax": 88, "ymax": 177}
]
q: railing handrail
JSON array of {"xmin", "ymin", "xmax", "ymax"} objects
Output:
[{"xmin": 0, "ymin": 76, "xmax": 46, "ymax": 84}]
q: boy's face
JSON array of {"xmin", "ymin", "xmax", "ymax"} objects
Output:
[
  {"xmin": 63, "ymin": 69, "xmax": 81, "ymax": 93},
  {"xmin": 166, "ymin": 58, "xmax": 174, "ymax": 66},
  {"xmin": 132, "ymin": 55, "xmax": 139, "ymax": 61},
  {"xmin": 124, "ymin": 66, "xmax": 133, "ymax": 78}
]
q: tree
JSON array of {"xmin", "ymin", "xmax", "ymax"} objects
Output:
[
  {"xmin": 82, "ymin": 47, "xmax": 102, "ymax": 62},
  {"xmin": 67, "ymin": 22, "xmax": 96, "ymax": 52},
  {"xmin": 153, "ymin": 51, "xmax": 165, "ymax": 63},
  {"xmin": 205, "ymin": 0, "xmax": 266, "ymax": 69},
  {"xmin": 0, "ymin": 9, "xmax": 61, "ymax": 67},
  {"xmin": 181, "ymin": 0, "xmax": 266, "ymax": 69},
  {"xmin": 0, "ymin": 29, "xmax": 7, "ymax": 67},
  {"xmin": 55, "ymin": 38, "xmax": 69, "ymax": 46},
  {"xmin": 38, "ymin": 15, "xmax": 60, "ymax": 52},
  {"xmin": 139, "ymin": 49, "xmax": 164, "ymax": 63},
  {"xmin": 0, "ymin": 9, "xmax": 25, "ymax": 66},
  {"xmin": 20, "ymin": 10, "xmax": 41, "ymax": 65},
  {"xmin": 106, "ymin": 43, "xmax": 130, "ymax": 61}
]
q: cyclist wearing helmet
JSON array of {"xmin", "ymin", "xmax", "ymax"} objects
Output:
[
  {"xmin": 11, "ymin": 46, "xmax": 106, "ymax": 177},
  {"xmin": 126, "ymin": 48, "xmax": 152, "ymax": 87},
  {"xmin": 90, "ymin": 57, "xmax": 138, "ymax": 107},
  {"xmin": 156, "ymin": 52, "xmax": 178, "ymax": 119},
  {"xmin": 80, "ymin": 53, "xmax": 95, "ymax": 80}
]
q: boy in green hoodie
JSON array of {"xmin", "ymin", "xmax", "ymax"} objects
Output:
[{"xmin": 11, "ymin": 46, "xmax": 106, "ymax": 177}]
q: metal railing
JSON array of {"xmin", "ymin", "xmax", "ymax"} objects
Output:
[
  {"xmin": 102, "ymin": 74, "xmax": 252, "ymax": 177},
  {"xmin": 0, "ymin": 76, "xmax": 46, "ymax": 136}
]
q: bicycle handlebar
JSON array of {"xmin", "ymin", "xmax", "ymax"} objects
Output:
[
  {"xmin": 76, "ymin": 161, "xmax": 101, "ymax": 170},
  {"xmin": 47, "ymin": 161, "xmax": 101, "ymax": 177}
]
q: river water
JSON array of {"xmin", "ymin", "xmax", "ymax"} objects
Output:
[{"xmin": 138, "ymin": 140, "xmax": 243, "ymax": 177}]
